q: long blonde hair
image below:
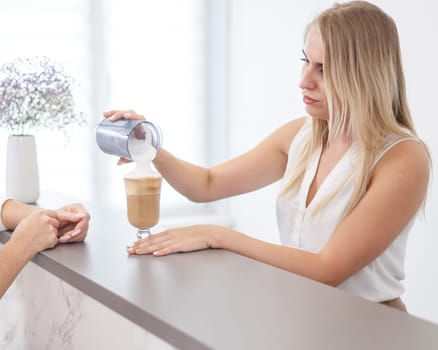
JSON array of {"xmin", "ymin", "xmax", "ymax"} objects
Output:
[{"xmin": 283, "ymin": 1, "xmax": 420, "ymax": 214}]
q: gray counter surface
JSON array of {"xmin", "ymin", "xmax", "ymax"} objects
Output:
[{"xmin": 1, "ymin": 193, "xmax": 438, "ymax": 349}]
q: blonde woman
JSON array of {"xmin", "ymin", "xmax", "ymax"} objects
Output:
[
  {"xmin": 106, "ymin": 1, "xmax": 430, "ymax": 310},
  {"xmin": 0, "ymin": 197, "xmax": 90, "ymax": 298}
]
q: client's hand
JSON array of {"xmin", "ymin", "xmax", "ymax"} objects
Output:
[
  {"xmin": 56, "ymin": 203, "xmax": 90, "ymax": 243},
  {"xmin": 10, "ymin": 209, "xmax": 59, "ymax": 257}
]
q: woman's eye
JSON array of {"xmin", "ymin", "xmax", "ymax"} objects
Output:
[{"xmin": 300, "ymin": 57, "xmax": 309, "ymax": 64}]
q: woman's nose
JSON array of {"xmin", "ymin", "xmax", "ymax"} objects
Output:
[{"xmin": 299, "ymin": 66, "xmax": 316, "ymax": 90}]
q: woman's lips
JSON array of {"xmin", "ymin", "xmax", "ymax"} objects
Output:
[{"xmin": 303, "ymin": 95, "xmax": 318, "ymax": 104}]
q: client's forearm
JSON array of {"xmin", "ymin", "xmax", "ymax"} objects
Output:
[
  {"xmin": 1, "ymin": 200, "xmax": 39, "ymax": 230},
  {"xmin": 0, "ymin": 238, "xmax": 34, "ymax": 298}
]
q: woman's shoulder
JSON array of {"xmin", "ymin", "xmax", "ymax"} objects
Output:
[
  {"xmin": 377, "ymin": 137, "xmax": 430, "ymax": 167},
  {"xmin": 371, "ymin": 138, "xmax": 430, "ymax": 188}
]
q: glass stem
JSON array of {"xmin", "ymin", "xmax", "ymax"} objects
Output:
[{"xmin": 137, "ymin": 228, "xmax": 151, "ymax": 240}]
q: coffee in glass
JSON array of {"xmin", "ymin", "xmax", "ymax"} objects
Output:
[{"xmin": 124, "ymin": 174, "xmax": 162, "ymax": 239}]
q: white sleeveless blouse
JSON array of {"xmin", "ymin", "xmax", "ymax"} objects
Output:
[{"xmin": 276, "ymin": 118, "xmax": 417, "ymax": 302}]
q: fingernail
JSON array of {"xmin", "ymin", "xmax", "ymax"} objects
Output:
[
  {"xmin": 59, "ymin": 235, "xmax": 72, "ymax": 243},
  {"xmin": 70, "ymin": 229, "xmax": 81, "ymax": 237},
  {"xmin": 75, "ymin": 213, "xmax": 86, "ymax": 218},
  {"xmin": 135, "ymin": 249, "xmax": 144, "ymax": 254}
]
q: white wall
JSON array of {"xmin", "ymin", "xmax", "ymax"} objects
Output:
[{"xmin": 228, "ymin": 0, "xmax": 438, "ymax": 324}]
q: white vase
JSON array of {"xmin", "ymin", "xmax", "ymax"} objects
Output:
[{"xmin": 6, "ymin": 135, "xmax": 40, "ymax": 204}]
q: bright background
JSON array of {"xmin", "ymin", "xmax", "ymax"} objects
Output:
[{"xmin": 1, "ymin": 0, "xmax": 437, "ymax": 324}]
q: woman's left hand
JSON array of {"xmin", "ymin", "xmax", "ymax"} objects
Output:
[
  {"xmin": 55, "ymin": 203, "xmax": 90, "ymax": 243},
  {"xmin": 127, "ymin": 225, "xmax": 221, "ymax": 256}
]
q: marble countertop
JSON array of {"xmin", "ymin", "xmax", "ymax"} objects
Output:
[{"xmin": 1, "ymin": 193, "xmax": 438, "ymax": 349}]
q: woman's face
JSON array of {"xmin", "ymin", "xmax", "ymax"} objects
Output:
[{"xmin": 299, "ymin": 26, "xmax": 329, "ymax": 120}]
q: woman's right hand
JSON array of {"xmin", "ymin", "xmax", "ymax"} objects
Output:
[
  {"xmin": 103, "ymin": 109, "xmax": 145, "ymax": 122},
  {"xmin": 10, "ymin": 209, "xmax": 59, "ymax": 257},
  {"xmin": 103, "ymin": 109, "xmax": 146, "ymax": 165}
]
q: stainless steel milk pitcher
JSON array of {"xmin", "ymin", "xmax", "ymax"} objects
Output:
[{"xmin": 95, "ymin": 118, "xmax": 162, "ymax": 161}]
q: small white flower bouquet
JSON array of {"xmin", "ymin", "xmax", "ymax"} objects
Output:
[{"xmin": 0, "ymin": 56, "xmax": 85, "ymax": 136}]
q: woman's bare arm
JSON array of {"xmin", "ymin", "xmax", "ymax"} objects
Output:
[
  {"xmin": 104, "ymin": 109, "xmax": 307, "ymax": 203},
  {"xmin": 153, "ymin": 118, "xmax": 307, "ymax": 202}
]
